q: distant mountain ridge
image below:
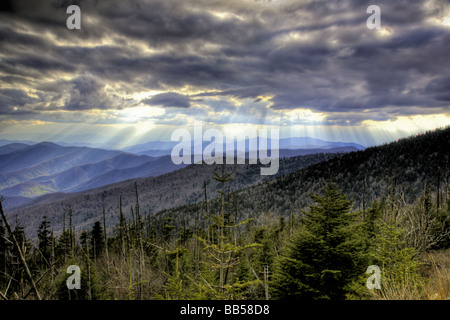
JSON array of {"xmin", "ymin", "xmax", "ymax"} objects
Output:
[
  {"xmin": 0, "ymin": 137, "xmax": 364, "ymax": 201},
  {"xmin": 0, "ymin": 142, "xmax": 185, "ymax": 201},
  {"xmin": 0, "ymin": 143, "xmax": 30, "ymax": 155},
  {"xmin": 0, "ymin": 139, "xmax": 36, "ymax": 147},
  {"xmin": 125, "ymin": 137, "xmax": 366, "ymax": 157},
  {"xmin": 0, "ymin": 142, "xmax": 121, "ymax": 174}
]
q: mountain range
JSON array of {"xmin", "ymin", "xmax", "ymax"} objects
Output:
[
  {"xmin": 0, "ymin": 135, "xmax": 374, "ymax": 237},
  {"xmin": 0, "ymin": 137, "xmax": 364, "ymax": 203},
  {"xmin": 4, "ymin": 152, "xmax": 344, "ymax": 238},
  {"xmin": 4, "ymin": 127, "xmax": 445, "ymax": 239},
  {"xmin": 124, "ymin": 137, "xmax": 366, "ymax": 157},
  {"xmin": 0, "ymin": 142, "xmax": 186, "ymax": 204}
]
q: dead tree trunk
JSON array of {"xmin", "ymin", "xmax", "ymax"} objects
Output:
[
  {"xmin": 102, "ymin": 205, "xmax": 109, "ymax": 267},
  {"xmin": 0, "ymin": 199, "xmax": 41, "ymax": 300}
]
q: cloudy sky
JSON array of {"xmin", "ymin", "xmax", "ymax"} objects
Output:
[{"xmin": 1, "ymin": 0, "xmax": 450, "ymax": 148}]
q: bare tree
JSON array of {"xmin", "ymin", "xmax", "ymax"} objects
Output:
[
  {"xmin": 0, "ymin": 198, "xmax": 41, "ymax": 300},
  {"xmin": 399, "ymin": 188, "xmax": 450, "ymax": 255}
]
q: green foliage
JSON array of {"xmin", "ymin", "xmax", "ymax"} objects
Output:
[
  {"xmin": 271, "ymin": 183, "xmax": 368, "ymax": 300},
  {"xmin": 372, "ymin": 220, "xmax": 424, "ymax": 295},
  {"xmin": 348, "ymin": 201, "xmax": 425, "ymax": 299},
  {"xmin": 55, "ymin": 230, "xmax": 72, "ymax": 261},
  {"xmin": 90, "ymin": 221, "xmax": 104, "ymax": 259},
  {"xmin": 37, "ymin": 216, "xmax": 52, "ymax": 263},
  {"xmin": 255, "ymin": 231, "xmax": 275, "ymax": 268},
  {"xmin": 54, "ymin": 258, "xmax": 106, "ymax": 300},
  {"xmin": 162, "ymin": 217, "xmax": 176, "ymax": 241},
  {"xmin": 158, "ymin": 248, "xmax": 192, "ymax": 300}
]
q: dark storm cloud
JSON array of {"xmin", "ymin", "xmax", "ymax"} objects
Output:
[
  {"xmin": 0, "ymin": 89, "xmax": 38, "ymax": 115},
  {"xmin": 1, "ymin": 0, "xmax": 449, "ymax": 121},
  {"xmin": 194, "ymin": 86, "xmax": 272, "ymax": 100},
  {"xmin": 426, "ymin": 75, "xmax": 450, "ymax": 102},
  {"xmin": 64, "ymin": 75, "xmax": 127, "ymax": 111},
  {"xmin": 142, "ymin": 92, "xmax": 191, "ymax": 108}
]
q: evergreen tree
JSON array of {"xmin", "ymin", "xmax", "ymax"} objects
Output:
[
  {"xmin": 79, "ymin": 230, "xmax": 89, "ymax": 248},
  {"xmin": 90, "ymin": 221, "xmax": 105, "ymax": 260},
  {"xmin": 37, "ymin": 216, "xmax": 52, "ymax": 264},
  {"xmin": 367, "ymin": 220, "xmax": 424, "ymax": 299},
  {"xmin": 362, "ymin": 200, "xmax": 383, "ymax": 240},
  {"xmin": 162, "ymin": 217, "xmax": 176, "ymax": 242},
  {"xmin": 56, "ymin": 230, "xmax": 72, "ymax": 263},
  {"xmin": 55, "ymin": 258, "xmax": 106, "ymax": 300},
  {"xmin": 271, "ymin": 182, "xmax": 367, "ymax": 300}
]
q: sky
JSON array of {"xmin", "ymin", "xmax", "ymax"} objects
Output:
[{"xmin": 0, "ymin": 0, "xmax": 450, "ymax": 149}]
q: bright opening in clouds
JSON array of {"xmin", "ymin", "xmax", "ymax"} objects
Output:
[{"xmin": 1, "ymin": 0, "xmax": 449, "ymax": 148}]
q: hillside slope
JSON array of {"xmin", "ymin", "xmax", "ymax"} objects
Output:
[
  {"xmin": 154, "ymin": 127, "xmax": 450, "ymax": 228},
  {"xmin": 5, "ymin": 152, "xmax": 342, "ymax": 237},
  {"xmin": 0, "ymin": 143, "xmax": 181, "ymax": 200},
  {"xmin": 7, "ymin": 127, "xmax": 448, "ymax": 238},
  {"xmin": 0, "ymin": 142, "xmax": 122, "ymax": 193}
]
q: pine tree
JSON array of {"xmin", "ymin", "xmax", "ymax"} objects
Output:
[
  {"xmin": 197, "ymin": 164, "xmax": 261, "ymax": 298},
  {"xmin": 367, "ymin": 220, "xmax": 424, "ymax": 299},
  {"xmin": 37, "ymin": 216, "xmax": 52, "ymax": 264},
  {"xmin": 362, "ymin": 200, "xmax": 384, "ymax": 241},
  {"xmin": 271, "ymin": 182, "xmax": 367, "ymax": 300},
  {"xmin": 90, "ymin": 221, "xmax": 105, "ymax": 260},
  {"xmin": 55, "ymin": 258, "xmax": 105, "ymax": 300},
  {"xmin": 56, "ymin": 230, "xmax": 72, "ymax": 264}
]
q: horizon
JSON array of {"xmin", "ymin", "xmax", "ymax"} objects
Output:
[{"xmin": 2, "ymin": 125, "xmax": 448, "ymax": 151}]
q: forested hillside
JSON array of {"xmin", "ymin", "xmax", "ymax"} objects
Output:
[
  {"xmin": 6, "ymin": 152, "xmax": 341, "ymax": 238},
  {"xmin": 0, "ymin": 127, "xmax": 449, "ymax": 301},
  {"xmin": 154, "ymin": 127, "xmax": 450, "ymax": 229}
]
